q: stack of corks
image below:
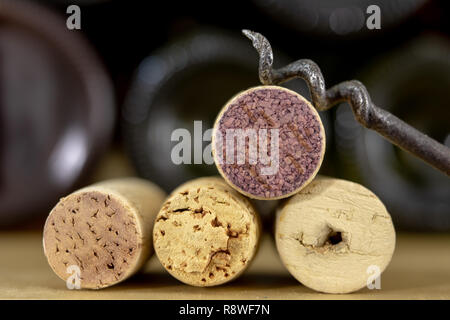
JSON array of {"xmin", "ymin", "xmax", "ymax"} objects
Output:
[
  {"xmin": 43, "ymin": 85, "xmax": 395, "ymax": 293},
  {"xmin": 211, "ymin": 85, "xmax": 396, "ymax": 293}
]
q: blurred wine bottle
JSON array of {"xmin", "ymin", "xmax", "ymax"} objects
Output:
[
  {"xmin": 121, "ymin": 29, "xmax": 331, "ymax": 227},
  {"xmin": 334, "ymin": 35, "xmax": 450, "ymax": 231},
  {"xmin": 122, "ymin": 30, "xmax": 257, "ymax": 192},
  {"xmin": 252, "ymin": 0, "xmax": 428, "ymax": 37},
  {"xmin": 0, "ymin": 0, "xmax": 115, "ymax": 227},
  {"xmin": 121, "ymin": 29, "xmax": 332, "ymax": 190}
]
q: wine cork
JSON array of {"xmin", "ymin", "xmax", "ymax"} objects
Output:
[
  {"xmin": 43, "ymin": 178, "xmax": 166, "ymax": 289},
  {"xmin": 275, "ymin": 176, "xmax": 396, "ymax": 294},
  {"xmin": 212, "ymin": 86, "xmax": 325, "ymax": 200},
  {"xmin": 153, "ymin": 177, "xmax": 261, "ymax": 286}
]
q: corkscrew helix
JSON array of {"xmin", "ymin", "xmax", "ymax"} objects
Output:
[{"xmin": 242, "ymin": 29, "xmax": 450, "ymax": 176}]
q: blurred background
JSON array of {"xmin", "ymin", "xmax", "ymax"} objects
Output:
[{"xmin": 0, "ymin": 0, "xmax": 449, "ymax": 231}]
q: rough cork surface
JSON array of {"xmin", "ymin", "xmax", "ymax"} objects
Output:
[
  {"xmin": 276, "ymin": 176, "xmax": 396, "ymax": 294},
  {"xmin": 43, "ymin": 178, "xmax": 166, "ymax": 289},
  {"xmin": 153, "ymin": 177, "xmax": 260, "ymax": 287},
  {"xmin": 213, "ymin": 86, "xmax": 325, "ymax": 200}
]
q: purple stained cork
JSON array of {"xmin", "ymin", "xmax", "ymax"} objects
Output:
[{"xmin": 213, "ymin": 86, "xmax": 325, "ymax": 199}]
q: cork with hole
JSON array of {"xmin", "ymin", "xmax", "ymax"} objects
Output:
[
  {"xmin": 153, "ymin": 177, "xmax": 261, "ymax": 287},
  {"xmin": 43, "ymin": 178, "xmax": 166, "ymax": 289},
  {"xmin": 212, "ymin": 85, "xmax": 325, "ymax": 200},
  {"xmin": 275, "ymin": 176, "xmax": 396, "ymax": 294}
]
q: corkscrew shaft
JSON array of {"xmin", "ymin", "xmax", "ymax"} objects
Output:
[{"xmin": 242, "ymin": 29, "xmax": 450, "ymax": 175}]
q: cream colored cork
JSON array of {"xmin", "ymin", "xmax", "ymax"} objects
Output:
[
  {"xmin": 275, "ymin": 176, "xmax": 396, "ymax": 294},
  {"xmin": 43, "ymin": 178, "xmax": 166, "ymax": 289},
  {"xmin": 153, "ymin": 177, "xmax": 261, "ymax": 287}
]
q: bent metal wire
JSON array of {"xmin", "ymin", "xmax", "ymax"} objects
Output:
[{"xmin": 242, "ymin": 29, "xmax": 450, "ymax": 176}]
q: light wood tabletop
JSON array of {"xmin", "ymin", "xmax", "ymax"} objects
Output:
[{"xmin": 0, "ymin": 232, "xmax": 449, "ymax": 299}]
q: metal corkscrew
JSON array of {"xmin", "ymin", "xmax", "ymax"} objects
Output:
[{"xmin": 242, "ymin": 29, "xmax": 450, "ymax": 176}]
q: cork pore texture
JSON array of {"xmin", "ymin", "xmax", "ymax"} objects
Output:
[
  {"xmin": 153, "ymin": 177, "xmax": 260, "ymax": 287},
  {"xmin": 215, "ymin": 86, "xmax": 325, "ymax": 199},
  {"xmin": 43, "ymin": 190, "xmax": 142, "ymax": 289},
  {"xmin": 276, "ymin": 176, "xmax": 396, "ymax": 294}
]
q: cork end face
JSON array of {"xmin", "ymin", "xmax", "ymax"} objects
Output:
[
  {"xmin": 43, "ymin": 191, "xmax": 141, "ymax": 289},
  {"xmin": 153, "ymin": 179, "xmax": 259, "ymax": 287},
  {"xmin": 275, "ymin": 177, "xmax": 396, "ymax": 294},
  {"xmin": 213, "ymin": 86, "xmax": 325, "ymax": 200}
]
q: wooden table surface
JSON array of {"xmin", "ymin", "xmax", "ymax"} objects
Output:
[{"xmin": 0, "ymin": 232, "xmax": 449, "ymax": 300}]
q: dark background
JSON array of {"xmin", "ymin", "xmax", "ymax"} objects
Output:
[{"xmin": 1, "ymin": 0, "xmax": 449, "ymax": 231}]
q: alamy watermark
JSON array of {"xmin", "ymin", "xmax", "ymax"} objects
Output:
[
  {"xmin": 66, "ymin": 265, "xmax": 81, "ymax": 290},
  {"xmin": 367, "ymin": 265, "xmax": 381, "ymax": 290},
  {"xmin": 66, "ymin": 5, "xmax": 81, "ymax": 30},
  {"xmin": 366, "ymin": 5, "xmax": 381, "ymax": 30},
  {"xmin": 171, "ymin": 121, "xmax": 280, "ymax": 175}
]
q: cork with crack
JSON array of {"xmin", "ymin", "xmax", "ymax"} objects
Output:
[
  {"xmin": 153, "ymin": 177, "xmax": 261, "ymax": 286},
  {"xmin": 213, "ymin": 85, "xmax": 325, "ymax": 200},
  {"xmin": 43, "ymin": 178, "xmax": 166, "ymax": 289},
  {"xmin": 275, "ymin": 176, "xmax": 396, "ymax": 294}
]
